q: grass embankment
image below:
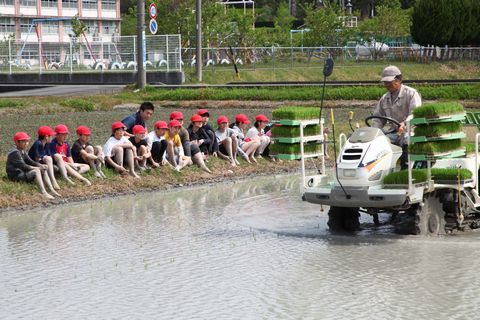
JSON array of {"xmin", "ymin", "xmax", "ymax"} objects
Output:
[
  {"xmin": 183, "ymin": 61, "xmax": 480, "ymax": 84},
  {"xmin": 0, "ymin": 156, "xmax": 299, "ymax": 211}
]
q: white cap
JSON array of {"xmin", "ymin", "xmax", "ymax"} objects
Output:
[{"xmin": 381, "ymin": 65, "xmax": 401, "ymax": 82}]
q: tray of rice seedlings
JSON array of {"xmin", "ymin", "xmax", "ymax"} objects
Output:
[
  {"xmin": 411, "ymin": 121, "xmax": 465, "ymax": 143},
  {"xmin": 383, "ymin": 168, "xmax": 472, "ymax": 186},
  {"xmin": 272, "ymin": 106, "xmax": 320, "ymax": 125},
  {"xmin": 383, "ymin": 169, "xmax": 428, "ymax": 186},
  {"xmin": 431, "ymin": 168, "xmax": 473, "ymax": 184},
  {"xmin": 411, "ymin": 102, "xmax": 465, "ymax": 125},
  {"xmin": 271, "ymin": 141, "xmax": 322, "ymax": 160},
  {"xmin": 465, "ymin": 143, "xmax": 476, "ymax": 156},
  {"xmin": 409, "ymin": 139, "xmax": 465, "ymax": 160},
  {"xmin": 271, "ymin": 124, "xmax": 322, "ymax": 143}
]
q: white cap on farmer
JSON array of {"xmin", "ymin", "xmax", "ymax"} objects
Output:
[{"xmin": 381, "ymin": 65, "xmax": 402, "ymax": 82}]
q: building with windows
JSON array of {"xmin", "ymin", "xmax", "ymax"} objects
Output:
[{"xmin": 0, "ymin": 0, "xmax": 120, "ymax": 43}]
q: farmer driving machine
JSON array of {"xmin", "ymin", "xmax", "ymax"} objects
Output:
[{"xmin": 299, "ymin": 102, "xmax": 480, "ymax": 235}]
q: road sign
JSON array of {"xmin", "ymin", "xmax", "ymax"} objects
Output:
[
  {"xmin": 149, "ymin": 18, "xmax": 158, "ymax": 35},
  {"xmin": 149, "ymin": 3, "xmax": 157, "ymax": 19}
]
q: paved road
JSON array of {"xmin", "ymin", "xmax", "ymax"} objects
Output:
[{"xmin": 0, "ymin": 85, "xmax": 125, "ymax": 97}]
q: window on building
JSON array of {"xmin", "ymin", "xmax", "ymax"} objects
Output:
[
  {"xmin": 84, "ymin": 20, "xmax": 98, "ymax": 35},
  {"xmin": 41, "ymin": 0, "xmax": 58, "ymax": 8},
  {"xmin": 42, "ymin": 21, "xmax": 59, "ymax": 34},
  {"xmin": 101, "ymin": 21, "xmax": 116, "ymax": 35},
  {"xmin": 0, "ymin": 17, "xmax": 15, "ymax": 34},
  {"xmin": 20, "ymin": 0, "xmax": 36, "ymax": 7},
  {"xmin": 62, "ymin": 0, "xmax": 77, "ymax": 9},
  {"xmin": 82, "ymin": 0, "xmax": 97, "ymax": 10},
  {"xmin": 0, "ymin": 0, "xmax": 15, "ymax": 5},
  {"xmin": 101, "ymin": 0, "xmax": 115, "ymax": 10},
  {"xmin": 20, "ymin": 19, "xmax": 34, "ymax": 34},
  {"xmin": 63, "ymin": 21, "xmax": 73, "ymax": 37}
]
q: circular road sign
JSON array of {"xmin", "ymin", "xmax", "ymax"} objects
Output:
[
  {"xmin": 149, "ymin": 3, "xmax": 157, "ymax": 19},
  {"xmin": 149, "ymin": 18, "xmax": 158, "ymax": 35}
]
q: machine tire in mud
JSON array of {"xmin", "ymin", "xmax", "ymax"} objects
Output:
[{"xmin": 327, "ymin": 206, "xmax": 360, "ymax": 232}]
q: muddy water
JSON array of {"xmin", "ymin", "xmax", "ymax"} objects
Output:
[{"xmin": 1, "ymin": 175, "xmax": 480, "ymax": 319}]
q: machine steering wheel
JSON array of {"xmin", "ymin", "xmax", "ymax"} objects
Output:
[{"xmin": 365, "ymin": 115, "xmax": 401, "ymax": 135}]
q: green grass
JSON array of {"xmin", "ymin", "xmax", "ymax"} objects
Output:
[
  {"xmin": 272, "ymin": 106, "xmax": 320, "ymax": 120},
  {"xmin": 117, "ymin": 84, "xmax": 480, "ymax": 102},
  {"xmin": 409, "ymin": 139, "xmax": 463, "ymax": 154},
  {"xmin": 0, "ymin": 99, "xmax": 23, "ymax": 109},
  {"xmin": 270, "ymin": 142, "xmax": 321, "ymax": 155},
  {"xmin": 383, "ymin": 168, "xmax": 472, "ymax": 185},
  {"xmin": 412, "ymin": 102, "xmax": 465, "ymax": 118},
  {"xmin": 271, "ymin": 124, "xmax": 321, "ymax": 137},
  {"xmin": 60, "ymin": 98, "xmax": 96, "ymax": 112},
  {"xmin": 413, "ymin": 121, "xmax": 463, "ymax": 137}
]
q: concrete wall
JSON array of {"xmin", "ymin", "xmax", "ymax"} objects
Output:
[{"xmin": 0, "ymin": 71, "xmax": 183, "ymax": 85}]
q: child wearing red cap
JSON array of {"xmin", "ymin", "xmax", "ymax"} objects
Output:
[
  {"xmin": 215, "ymin": 116, "xmax": 239, "ymax": 166},
  {"xmin": 129, "ymin": 125, "xmax": 159, "ymax": 170},
  {"xmin": 48, "ymin": 124, "xmax": 92, "ymax": 186},
  {"xmin": 231, "ymin": 114, "xmax": 261, "ymax": 163},
  {"xmin": 164, "ymin": 120, "xmax": 192, "ymax": 171},
  {"xmin": 198, "ymin": 109, "xmax": 219, "ymax": 155},
  {"xmin": 28, "ymin": 125, "xmax": 61, "ymax": 190},
  {"xmin": 184, "ymin": 114, "xmax": 212, "ymax": 173},
  {"xmin": 246, "ymin": 114, "xmax": 273, "ymax": 160},
  {"xmin": 146, "ymin": 120, "xmax": 168, "ymax": 165},
  {"xmin": 71, "ymin": 125, "xmax": 106, "ymax": 178},
  {"xmin": 104, "ymin": 121, "xmax": 139, "ymax": 178},
  {"xmin": 7, "ymin": 132, "xmax": 61, "ymax": 200}
]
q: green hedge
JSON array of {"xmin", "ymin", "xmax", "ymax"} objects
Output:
[
  {"xmin": 121, "ymin": 84, "xmax": 480, "ymax": 101},
  {"xmin": 271, "ymin": 124, "xmax": 321, "ymax": 137},
  {"xmin": 60, "ymin": 98, "xmax": 95, "ymax": 112},
  {"xmin": 384, "ymin": 168, "xmax": 472, "ymax": 185}
]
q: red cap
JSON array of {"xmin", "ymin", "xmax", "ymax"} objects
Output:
[
  {"xmin": 132, "ymin": 125, "xmax": 146, "ymax": 135},
  {"xmin": 197, "ymin": 109, "xmax": 209, "ymax": 116},
  {"xmin": 76, "ymin": 125, "xmax": 91, "ymax": 136},
  {"xmin": 54, "ymin": 124, "xmax": 69, "ymax": 134},
  {"xmin": 154, "ymin": 121, "xmax": 168, "ymax": 129},
  {"xmin": 170, "ymin": 111, "xmax": 184, "ymax": 121},
  {"xmin": 235, "ymin": 114, "xmax": 250, "ymax": 124},
  {"xmin": 168, "ymin": 120, "xmax": 182, "ymax": 128},
  {"xmin": 217, "ymin": 116, "xmax": 229, "ymax": 125},
  {"xmin": 37, "ymin": 126, "xmax": 55, "ymax": 137},
  {"xmin": 191, "ymin": 114, "xmax": 203, "ymax": 123},
  {"xmin": 111, "ymin": 121, "xmax": 126, "ymax": 131},
  {"xmin": 256, "ymin": 114, "xmax": 269, "ymax": 122},
  {"xmin": 13, "ymin": 132, "xmax": 31, "ymax": 142}
]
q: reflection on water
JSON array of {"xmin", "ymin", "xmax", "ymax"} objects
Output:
[{"xmin": 1, "ymin": 175, "xmax": 480, "ymax": 319}]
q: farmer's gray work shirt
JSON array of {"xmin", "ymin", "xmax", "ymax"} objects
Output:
[{"xmin": 372, "ymin": 84, "xmax": 422, "ymax": 145}]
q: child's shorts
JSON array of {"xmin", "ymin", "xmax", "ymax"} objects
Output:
[{"xmin": 9, "ymin": 169, "xmax": 36, "ymax": 182}]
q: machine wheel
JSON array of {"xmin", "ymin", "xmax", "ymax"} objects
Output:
[
  {"xmin": 399, "ymin": 193, "xmax": 446, "ymax": 235},
  {"xmin": 327, "ymin": 207, "xmax": 360, "ymax": 232}
]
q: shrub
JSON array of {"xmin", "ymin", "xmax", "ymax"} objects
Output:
[{"xmin": 61, "ymin": 98, "xmax": 95, "ymax": 112}]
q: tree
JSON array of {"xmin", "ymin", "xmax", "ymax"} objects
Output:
[
  {"xmin": 411, "ymin": 0, "xmax": 455, "ymax": 47},
  {"xmin": 303, "ymin": 1, "xmax": 355, "ymax": 47},
  {"xmin": 359, "ymin": 0, "xmax": 411, "ymax": 59},
  {"xmin": 273, "ymin": 2, "xmax": 296, "ymax": 45}
]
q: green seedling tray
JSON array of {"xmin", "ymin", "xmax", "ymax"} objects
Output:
[
  {"xmin": 276, "ymin": 153, "xmax": 322, "ymax": 160},
  {"xmin": 410, "ymin": 113, "xmax": 466, "ymax": 125},
  {"xmin": 410, "ymin": 132, "xmax": 465, "ymax": 143},
  {"xmin": 410, "ymin": 149, "xmax": 466, "ymax": 161},
  {"xmin": 278, "ymin": 119, "xmax": 320, "ymax": 126},
  {"xmin": 274, "ymin": 135, "xmax": 324, "ymax": 144}
]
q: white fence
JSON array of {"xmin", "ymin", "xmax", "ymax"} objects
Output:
[{"xmin": 0, "ymin": 34, "xmax": 182, "ymax": 73}]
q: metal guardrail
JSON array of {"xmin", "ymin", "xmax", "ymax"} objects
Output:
[{"xmin": 0, "ymin": 34, "xmax": 182, "ymax": 74}]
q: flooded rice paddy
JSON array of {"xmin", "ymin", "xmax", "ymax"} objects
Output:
[{"xmin": 1, "ymin": 175, "xmax": 480, "ymax": 319}]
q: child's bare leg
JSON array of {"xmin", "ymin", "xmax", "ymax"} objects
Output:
[
  {"xmin": 65, "ymin": 164, "xmax": 91, "ymax": 186},
  {"xmin": 31, "ymin": 168, "xmax": 54, "ymax": 200},
  {"xmin": 193, "ymin": 153, "xmax": 212, "ymax": 173},
  {"xmin": 43, "ymin": 156, "xmax": 60, "ymax": 189},
  {"xmin": 138, "ymin": 145, "xmax": 148, "ymax": 167},
  {"xmin": 54, "ymin": 154, "xmax": 75, "ymax": 185},
  {"xmin": 41, "ymin": 169, "xmax": 61, "ymax": 197},
  {"xmin": 222, "ymin": 138, "xmax": 236, "ymax": 166},
  {"xmin": 75, "ymin": 163, "xmax": 90, "ymax": 174},
  {"xmin": 232, "ymin": 136, "xmax": 239, "ymax": 164},
  {"xmin": 166, "ymin": 140, "xmax": 177, "ymax": 166},
  {"xmin": 124, "ymin": 148, "xmax": 139, "ymax": 178}
]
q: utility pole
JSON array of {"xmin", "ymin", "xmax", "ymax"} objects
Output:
[
  {"xmin": 136, "ymin": 0, "xmax": 146, "ymax": 89},
  {"xmin": 196, "ymin": 0, "xmax": 202, "ymax": 82}
]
